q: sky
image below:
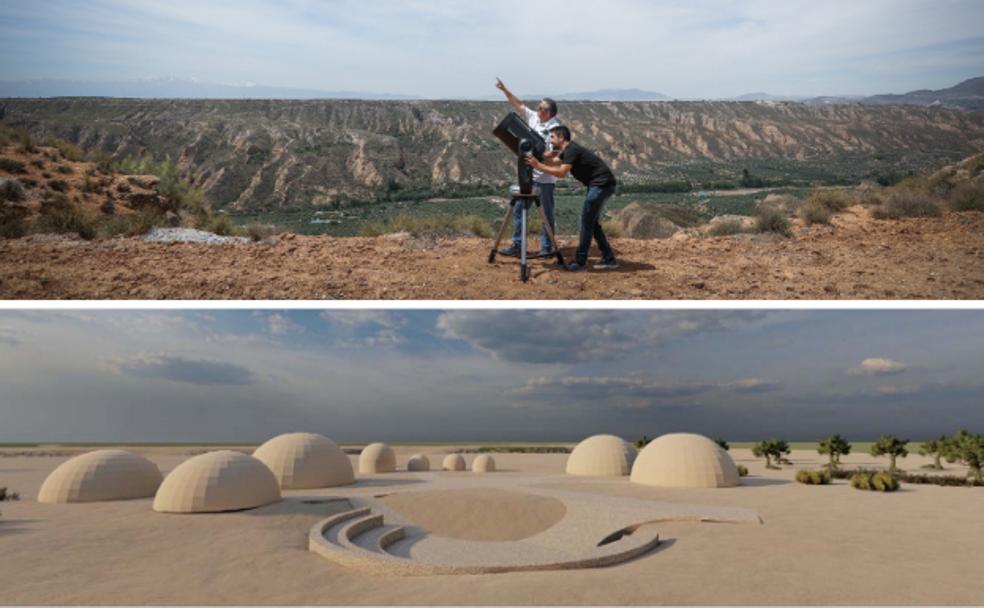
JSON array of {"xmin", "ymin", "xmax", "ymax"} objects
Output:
[
  {"xmin": 1, "ymin": 309, "xmax": 982, "ymax": 443},
  {"xmin": 1, "ymin": 0, "xmax": 982, "ymax": 98}
]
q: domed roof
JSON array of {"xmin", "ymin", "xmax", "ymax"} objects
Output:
[
  {"xmin": 253, "ymin": 432, "xmax": 354, "ymax": 489},
  {"xmin": 566, "ymin": 434, "xmax": 636, "ymax": 477},
  {"xmin": 442, "ymin": 453, "xmax": 466, "ymax": 471},
  {"xmin": 630, "ymin": 433, "xmax": 739, "ymax": 488},
  {"xmin": 37, "ymin": 449, "xmax": 162, "ymax": 503},
  {"xmin": 407, "ymin": 454, "xmax": 430, "ymax": 471},
  {"xmin": 358, "ymin": 442, "xmax": 396, "ymax": 474},
  {"xmin": 472, "ymin": 454, "xmax": 496, "ymax": 473},
  {"xmin": 153, "ymin": 450, "xmax": 281, "ymax": 513}
]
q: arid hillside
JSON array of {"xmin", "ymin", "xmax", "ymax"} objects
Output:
[{"xmin": 3, "ymin": 98, "xmax": 983, "ymax": 211}]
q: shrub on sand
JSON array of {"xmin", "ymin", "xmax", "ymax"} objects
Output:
[
  {"xmin": 872, "ymin": 192, "xmax": 941, "ymax": 219},
  {"xmin": 795, "ymin": 469, "xmax": 832, "ymax": 485},
  {"xmin": 754, "ymin": 207, "xmax": 792, "ymax": 237},
  {"xmin": 799, "ymin": 199, "xmax": 832, "ymax": 226},
  {"xmin": 947, "ymin": 183, "xmax": 984, "ymax": 212}
]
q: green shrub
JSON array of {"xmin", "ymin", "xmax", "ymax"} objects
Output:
[
  {"xmin": 47, "ymin": 179, "xmax": 69, "ymax": 192},
  {"xmin": 55, "ymin": 164, "xmax": 74, "ymax": 175},
  {"xmin": 30, "ymin": 159, "xmax": 44, "ymax": 169},
  {"xmin": 0, "ymin": 157, "xmax": 27, "ymax": 174},
  {"xmin": 20, "ymin": 177, "xmax": 38, "ymax": 189},
  {"xmin": 99, "ymin": 199, "xmax": 115, "ymax": 215},
  {"xmin": 707, "ymin": 219, "xmax": 746, "ymax": 237},
  {"xmin": 795, "ymin": 469, "xmax": 832, "ymax": 485},
  {"xmin": 850, "ymin": 470, "xmax": 899, "ymax": 492},
  {"xmin": 0, "ymin": 207, "xmax": 27, "ymax": 239},
  {"xmin": 736, "ymin": 464, "xmax": 749, "ymax": 477},
  {"xmin": 116, "ymin": 182, "xmax": 131, "ymax": 194},
  {"xmin": 205, "ymin": 214, "xmax": 234, "ymax": 236},
  {"xmin": 754, "ymin": 207, "xmax": 792, "ymax": 237},
  {"xmin": 872, "ymin": 192, "xmax": 941, "ymax": 219},
  {"xmin": 34, "ymin": 190, "xmax": 94, "ymax": 239},
  {"xmin": 44, "ymin": 137, "xmax": 84, "ymax": 162},
  {"xmin": 0, "ymin": 178, "xmax": 26, "ymax": 202},
  {"xmin": 799, "ymin": 199, "xmax": 832, "ymax": 226},
  {"xmin": 948, "ymin": 183, "xmax": 984, "ymax": 212},
  {"xmin": 95, "ymin": 209, "xmax": 163, "ymax": 238}
]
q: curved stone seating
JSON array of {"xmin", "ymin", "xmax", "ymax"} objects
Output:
[{"xmin": 309, "ymin": 505, "xmax": 661, "ymax": 576}]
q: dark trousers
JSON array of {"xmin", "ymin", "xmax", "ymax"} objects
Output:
[{"xmin": 575, "ymin": 183, "xmax": 616, "ymax": 265}]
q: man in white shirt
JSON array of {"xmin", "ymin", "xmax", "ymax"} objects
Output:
[{"xmin": 495, "ymin": 77, "xmax": 560, "ymax": 256}]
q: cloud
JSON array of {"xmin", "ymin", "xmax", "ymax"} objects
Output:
[
  {"xmin": 510, "ymin": 375, "xmax": 717, "ymax": 409},
  {"xmin": 848, "ymin": 357, "xmax": 907, "ymax": 376},
  {"xmin": 109, "ymin": 354, "xmax": 255, "ymax": 385},
  {"xmin": 0, "ymin": 327, "xmax": 20, "ymax": 346},
  {"xmin": 725, "ymin": 378, "xmax": 783, "ymax": 394},
  {"xmin": 320, "ymin": 310, "xmax": 406, "ymax": 347},
  {"xmin": 266, "ymin": 313, "xmax": 304, "ymax": 335},
  {"xmin": 435, "ymin": 310, "xmax": 771, "ymax": 364}
]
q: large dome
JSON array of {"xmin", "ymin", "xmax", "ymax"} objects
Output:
[
  {"xmin": 566, "ymin": 434, "xmax": 636, "ymax": 477},
  {"xmin": 358, "ymin": 443, "xmax": 396, "ymax": 474},
  {"xmin": 472, "ymin": 454, "xmax": 496, "ymax": 473},
  {"xmin": 37, "ymin": 449, "xmax": 162, "ymax": 503},
  {"xmin": 153, "ymin": 450, "xmax": 281, "ymax": 513},
  {"xmin": 630, "ymin": 433, "xmax": 739, "ymax": 488},
  {"xmin": 253, "ymin": 432, "xmax": 354, "ymax": 489},
  {"xmin": 442, "ymin": 453, "xmax": 466, "ymax": 471}
]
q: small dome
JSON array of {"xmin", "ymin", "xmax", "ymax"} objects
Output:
[
  {"xmin": 442, "ymin": 453, "xmax": 466, "ymax": 471},
  {"xmin": 153, "ymin": 450, "xmax": 281, "ymax": 513},
  {"xmin": 38, "ymin": 449, "xmax": 162, "ymax": 503},
  {"xmin": 358, "ymin": 443, "xmax": 396, "ymax": 474},
  {"xmin": 472, "ymin": 454, "xmax": 496, "ymax": 473},
  {"xmin": 566, "ymin": 434, "xmax": 637, "ymax": 477},
  {"xmin": 253, "ymin": 432, "xmax": 354, "ymax": 489},
  {"xmin": 407, "ymin": 454, "xmax": 430, "ymax": 471},
  {"xmin": 630, "ymin": 433, "xmax": 739, "ymax": 488}
]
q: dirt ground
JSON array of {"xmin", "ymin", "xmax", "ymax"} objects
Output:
[
  {"xmin": 2, "ymin": 206, "xmax": 983, "ymax": 299},
  {"xmin": 1, "ymin": 446, "xmax": 982, "ymax": 605}
]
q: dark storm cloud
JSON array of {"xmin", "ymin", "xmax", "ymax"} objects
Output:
[
  {"xmin": 111, "ymin": 354, "xmax": 256, "ymax": 386},
  {"xmin": 436, "ymin": 310, "xmax": 772, "ymax": 364}
]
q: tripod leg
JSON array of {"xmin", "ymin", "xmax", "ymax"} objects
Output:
[
  {"xmin": 520, "ymin": 200, "xmax": 529, "ymax": 282},
  {"xmin": 536, "ymin": 199, "xmax": 565, "ymax": 265},
  {"xmin": 488, "ymin": 199, "xmax": 517, "ymax": 263}
]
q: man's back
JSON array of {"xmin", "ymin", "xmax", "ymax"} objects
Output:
[{"xmin": 560, "ymin": 141, "xmax": 616, "ymax": 188}]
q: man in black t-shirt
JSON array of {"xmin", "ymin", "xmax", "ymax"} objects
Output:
[{"xmin": 526, "ymin": 125, "xmax": 618, "ymax": 271}]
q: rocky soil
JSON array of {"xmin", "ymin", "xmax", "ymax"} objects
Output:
[{"xmin": 2, "ymin": 205, "xmax": 982, "ymax": 299}]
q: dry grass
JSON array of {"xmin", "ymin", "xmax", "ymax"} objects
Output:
[{"xmin": 872, "ymin": 192, "xmax": 942, "ymax": 219}]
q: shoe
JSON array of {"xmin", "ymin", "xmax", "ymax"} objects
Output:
[
  {"xmin": 535, "ymin": 247, "xmax": 556, "ymax": 258},
  {"xmin": 595, "ymin": 259, "xmax": 619, "ymax": 270},
  {"xmin": 498, "ymin": 244, "xmax": 521, "ymax": 257},
  {"xmin": 563, "ymin": 262, "xmax": 587, "ymax": 272}
]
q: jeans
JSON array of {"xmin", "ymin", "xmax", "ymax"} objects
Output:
[
  {"xmin": 512, "ymin": 182, "xmax": 556, "ymax": 250},
  {"xmin": 575, "ymin": 183, "xmax": 616, "ymax": 266}
]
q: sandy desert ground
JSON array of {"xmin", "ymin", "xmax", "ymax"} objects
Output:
[
  {"xmin": 1, "ymin": 445, "xmax": 982, "ymax": 605},
  {"xmin": 2, "ymin": 206, "xmax": 984, "ymax": 299}
]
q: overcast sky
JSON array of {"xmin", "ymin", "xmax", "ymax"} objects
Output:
[
  {"xmin": 0, "ymin": 0, "xmax": 982, "ymax": 97},
  {"xmin": 1, "ymin": 309, "xmax": 982, "ymax": 443}
]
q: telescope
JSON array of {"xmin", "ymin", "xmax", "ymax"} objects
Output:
[
  {"xmin": 488, "ymin": 112, "xmax": 564, "ymax": 281},
  {"xmin": 492, "ymin": 111, "xmax": 547, "ymax": 195}
]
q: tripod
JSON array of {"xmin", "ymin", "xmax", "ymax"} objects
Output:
[{"xmin": 488, "ymin": 184, "xmax": 565, "ymax": 282}]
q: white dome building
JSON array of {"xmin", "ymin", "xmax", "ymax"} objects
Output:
[
  {"xmin": 37, "ymin": 449, "xmax": 163, "ymax": 503},
  {"xmin": 472, "ymin": 454, "xmax": 496, "ymax": 473},
  {"xmin": 442, "ymin": 453, "xmax": 466, "ymax": 471},
  {"xmin": 406, "ymin": 454, "xmax": 430, "ymax": 471},
  {"xmin": 630, "ymin": 433, "xmax": 739, "ymax": 488},
  {"xmin": 153, "ymin": 450, "xmax": 281, "ymax": 513},
  {"xmin": 358, "ymin": 443, "xmax": 396, "ymax": 474},
  {"xmin": 566, "ymin": 434, "xmax": 637, "ymax": 477},
  {"xmin": 253, "ymin": 432, "xmax": 354, "ymax": 489}
]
